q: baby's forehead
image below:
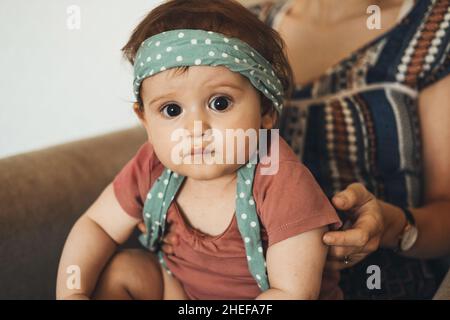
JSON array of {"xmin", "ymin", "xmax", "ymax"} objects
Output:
[{"xmin": 141, "ymin": 65, "xmax": 250, "ymax": 90}]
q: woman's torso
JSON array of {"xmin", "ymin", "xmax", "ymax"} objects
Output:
[
  {"xmin": 275, "ymin": 0, "xmax": 409, "ymax": 87},
  {"xmin": 249, "ymin": 0, "xmax": 450, "ymax": 299}
]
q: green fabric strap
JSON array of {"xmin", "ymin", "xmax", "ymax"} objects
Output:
[{"xmin": 139, "ymin": 157, "xmax": 269, "ymax": 291}]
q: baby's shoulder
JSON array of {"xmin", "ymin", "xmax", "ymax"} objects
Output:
[
  {"xmin": 132, "ymin": 141, "xmax": 162, "ymax": 171},
  {"xmin": 254, "ymin": 136, "xmax": 310, "ymax": 192},
  {"xmin": 118, "ymin": 141, "xmax": 165, "ymax": 193}
]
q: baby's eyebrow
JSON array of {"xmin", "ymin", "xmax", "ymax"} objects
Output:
[
  {"xmin": 207, "ymin": 82, "xmax": 244, "ymax": 92},
  {"xmin": 147, "ymin": 92, "xmax": 176, "ymax": 107},
  {"xmin": 147, "ymin": 82, "xmax": 244, "ymax": 106}
]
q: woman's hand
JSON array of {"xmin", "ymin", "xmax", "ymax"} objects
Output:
[
  {"xmin": 323, "ymin": 183, "xmax": 385, "ymax": 271},
  {"xmin": 138, "ymin": 221, "xmax": 180, "ymax": 255}
]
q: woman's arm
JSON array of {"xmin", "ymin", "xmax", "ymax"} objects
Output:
[
  {"xmin": 255, "ymin": 226, "xmax": 328, "ymax": 300},
  {"xmin": 56, "ymin": 183, "xmax": 141, "ymax": 299},
  {"xmin": 323, "ymin": 75, "xmax": 450, "ymax": 269},
  {"xmin": 380, "ymin": 74, "xmax": 450, "ymax": 258}
]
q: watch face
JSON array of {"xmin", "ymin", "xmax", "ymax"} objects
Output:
[{"xmin": 400, "ymin": 225, "xmax": 418, "ymax": 251}]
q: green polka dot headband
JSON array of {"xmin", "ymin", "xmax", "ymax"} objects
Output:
[{"xmin": 133, "ymin": 29, "xmax": 285, "ymax": 113}]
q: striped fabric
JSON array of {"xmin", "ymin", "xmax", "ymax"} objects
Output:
[{"xmin": 249, "ymin": 0, "xmax": 450, "ymax": 299}]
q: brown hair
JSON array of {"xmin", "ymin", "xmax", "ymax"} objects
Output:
[{"xmin": 122, "ymin": 0, "xmax": 293, "ymax": 125}]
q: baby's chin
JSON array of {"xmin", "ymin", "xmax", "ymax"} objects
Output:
[{"xmin": 169, "ymin": 161, "xmax": 241, "ymax": 181}]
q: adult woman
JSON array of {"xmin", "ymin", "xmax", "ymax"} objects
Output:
[{"xmin": 149, "ymin": 0, "xmax": 450, "ymax": 299}]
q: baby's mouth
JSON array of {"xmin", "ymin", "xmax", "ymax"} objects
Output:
[
  {"xmin": 182, "ymin": 146, "xmax": 215, "ymax": 158},
  {"xmin": 192, "ymin": 147, "xmax": 209, "ymax": 155}
]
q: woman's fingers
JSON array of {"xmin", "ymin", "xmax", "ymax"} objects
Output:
[
  {"xmin": 325, "ymin": 252, "xmax": 365, "ymax": 271},
  {"xmin": 162, "ymin": 233, "xmax": 179, "ymax": 245},
  {"xmin": 325, "ymin": 234, "xmax": 381, "ymax": 271},
  {"xmin": 326, "ymin": 182, "xmax": 383, "ymax": 248},
  {"xmin": 138, "ymin": 219, "xmax": 180, "ymax": 251},
  {"xmin": 328, "ymin": 244, "xmax": 360, "ymax": 260},
  {"xmin": 162, "ymin": 221, "xmax": 180, "ymax": 251},
  {"xmin": 137, "ymin": 221, "xmax": 146, "ymax": 234},
  {"xmin": 327, "ymin": 234, "xmax": 380, "ymax": 259},
  {"xmin": 352, "ymin": 204, "xmax": 384, "ymax": 238},
  {"xmin": 162, "ymin": 235, "xmax": 179, "ymax": 254},
  {"xmin": 161, "ymin": 222, "xmax": 180, "ymax": 255},
  {"xmin": 324, "ymin": 183, "xmax": 384, "ymax": 271},
  {"xmin": 161, "ymin": 243, "xmax": 174, "ymax": 255},
  {"xmin": 167, "ymin": 223, "xmax": 180, "ymax": 244},
  {"xmin": 323, "ymin": 207, "xmax": 381, "ymax": 255},
  {"xmin": 323, "ymin": 227, "xmax": 369, "ymax": 247},
  {"xmin": 332, "ymin": 182, "xmax": 374, "ymax": 211}
]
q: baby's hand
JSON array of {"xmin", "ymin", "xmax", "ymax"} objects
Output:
[{"xmin": 137, "ymin": 221, "xmax": 180, "ymax": 255}]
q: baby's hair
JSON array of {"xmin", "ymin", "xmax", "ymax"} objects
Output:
[{"xmin": 122, "ymin": 0, "xmax": 294, "ymax": 126}]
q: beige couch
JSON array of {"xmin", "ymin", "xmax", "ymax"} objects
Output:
[
  {"xmin": 0, "ymin": 125, "xmax": 449, "ymax": 299},
  {"xmin": 0, "ymin": 126, "xmax": 147, "ymax": 299}
]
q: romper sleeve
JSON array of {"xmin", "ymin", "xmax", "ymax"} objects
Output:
[
  {"xmin": 112, "ymin": 142, "xmax": 155, "ymax": 220},
  {"xmin": 417, "ymin": 3, "xmax": 450, "ymax": 90},
  {"xmin": 257, "ymin": 160, "xmax": 342, "ymax": 247}
]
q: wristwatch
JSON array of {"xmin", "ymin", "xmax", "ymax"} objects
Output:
[{"xmin": 396, "ymin": 207, "xmax": 419, "ymax": 252}]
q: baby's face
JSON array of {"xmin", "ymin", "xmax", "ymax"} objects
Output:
[{"xmin": 138, "ymin": 66, "xmax": 275, "ymax": 180}]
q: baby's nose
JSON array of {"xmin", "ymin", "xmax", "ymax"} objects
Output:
[{"xmin": 185, "ymin": 119, "xmax": 211, "ymax": 139}]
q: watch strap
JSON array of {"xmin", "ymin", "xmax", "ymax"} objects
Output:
[
  {"xmin": 394, "ymin": 207, "xmax": 417, "ymax": 252},
  {"xmin": 402, "ymin": 207, "xmax": 416, "ymax": 226}
]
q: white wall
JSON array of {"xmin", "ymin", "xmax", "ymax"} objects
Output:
[
  {"xmin": 0, "ymin": 0, "xmax": 263, "ymax": 159},
  {"xmin": 0, "ymin": 0, "xmax": 165, "ymax": 159}
]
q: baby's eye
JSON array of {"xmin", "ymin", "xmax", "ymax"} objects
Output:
[
  {"xmin": 161, "ymin": 103, "xmax": 182, "ymax": 118},
  {"xmin": 209, "ymin": 96, "xmax": 232, "ymax": 112}
]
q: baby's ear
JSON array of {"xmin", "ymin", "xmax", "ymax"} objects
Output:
[
  {"xmin": 133, "ymin": 103, "xmax": 152, "ymax": 143},
  {"xmin": 261, "ymin": 108, "xmax": 278, "ymax": 129},
  {"xmin": 133, "ymin": 102, "xmax": 146, "ymax": 122}
]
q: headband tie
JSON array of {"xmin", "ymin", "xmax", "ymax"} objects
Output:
[{"xmin": 133, "ymin": 29, "xmax": 284, "ymax": 113}]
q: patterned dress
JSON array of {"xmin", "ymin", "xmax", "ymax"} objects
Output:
[{"xmin": 249, "ymin": 0, "xmax": 450, "ymax": 299}]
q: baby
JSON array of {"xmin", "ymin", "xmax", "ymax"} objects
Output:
[{"xmin": 56, "ymin": 0, "xmax": 342, "ymax": 300}]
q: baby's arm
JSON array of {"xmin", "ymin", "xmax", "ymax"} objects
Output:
[
  {"xmin": 255, "ymin": 226, "xmax": 329, "ymax": 300},
  {"xmin": 56, "ymin": 183, "xmax": 141, "ymax": 299}
]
